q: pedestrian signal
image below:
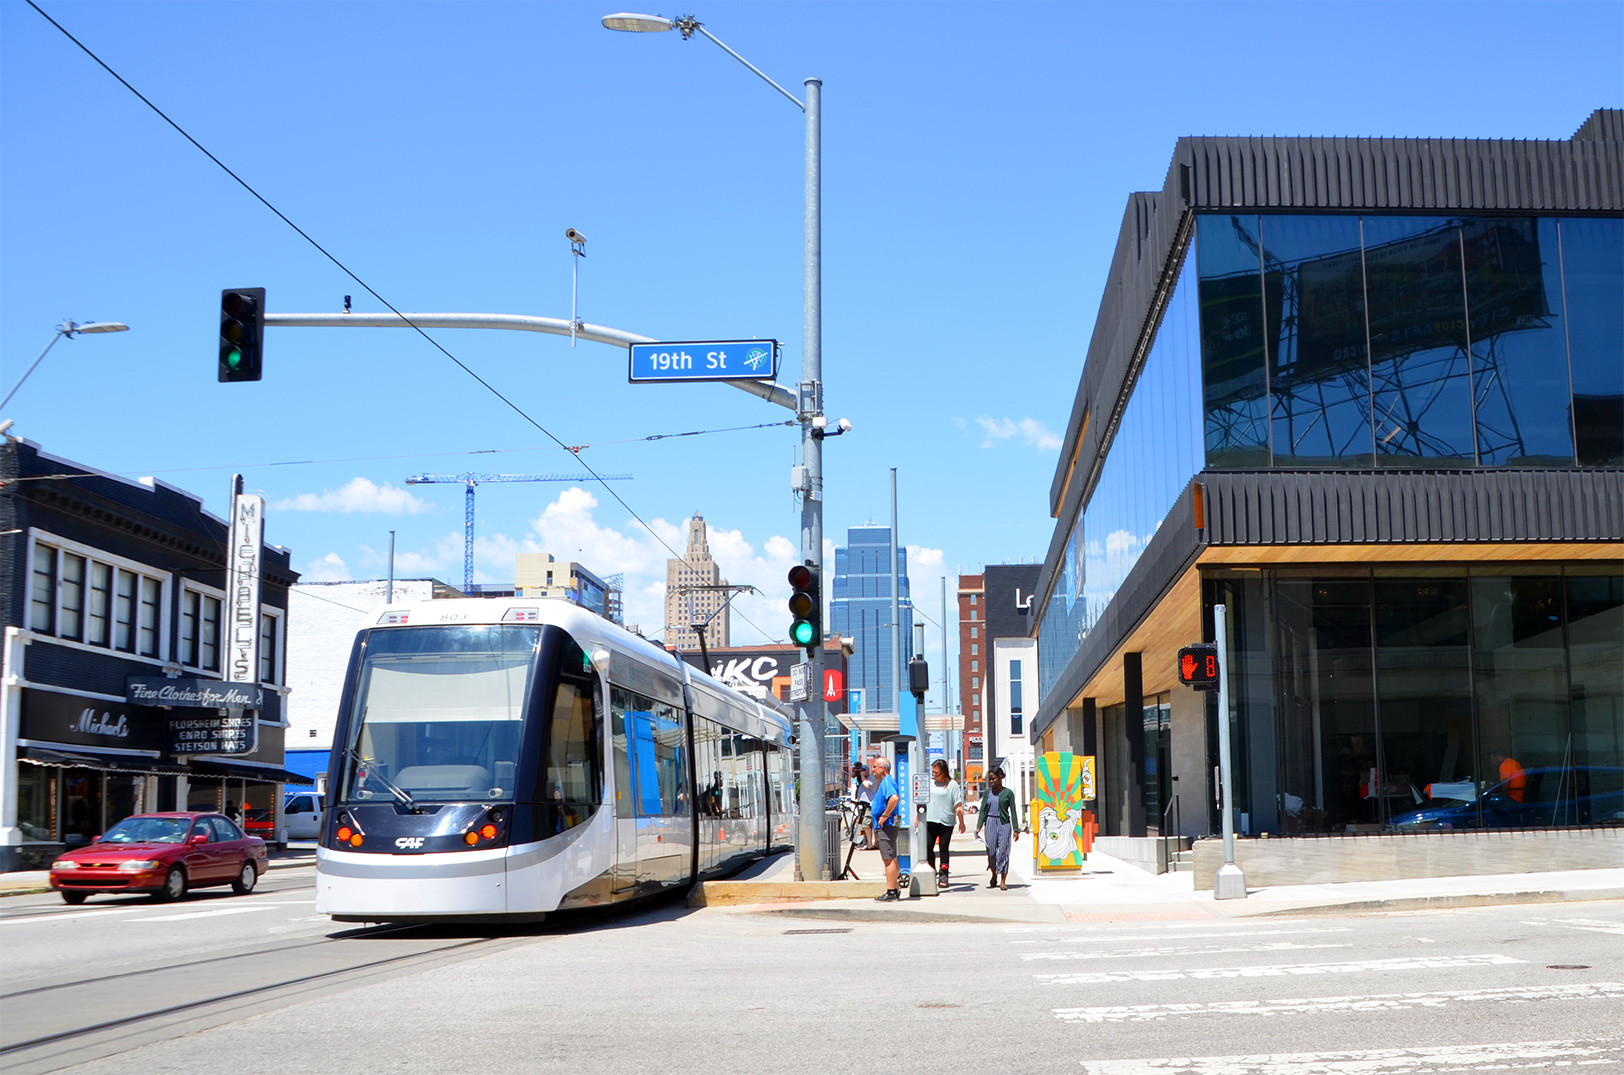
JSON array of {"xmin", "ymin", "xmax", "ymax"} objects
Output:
[{"xmin": 1177, "ymin": 644, "xmax": 1220, "ymax": 691}]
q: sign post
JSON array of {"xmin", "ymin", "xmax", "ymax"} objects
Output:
[{"xmin": 1211, "ymin": 605, "xmax": 1246, "ymax": 899}]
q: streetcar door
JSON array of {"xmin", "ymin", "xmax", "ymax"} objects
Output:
[{"xmin": 610, "ymin": 697, "xmax": 638, "ymax": 893}]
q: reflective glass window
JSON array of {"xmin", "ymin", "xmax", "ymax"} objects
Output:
[
  {"xmin": 1259, "ymin": 215, "xmax": 1374, "ymax": 466},
  {"xmin": 1197, "ymin": 214, "xmax": 1270, "ymax": 466},
  {"xmin": 1463, "ymin": 218, "xmax": 1575, "ymax": 466},
  {"xmin": 1373, "ymin": 574, "xmax": 1473, "ymax": 826},
  {"xmin": 1362, "ymin": 217, "xmax": 1476, "ymax": 465},
  {"xmin": 1566, "ymin": 572, "xmax": 1623, "ymax": 782},
  {"xmin": 1559, "ymin": 216, "xmax": 1624, "ymax": 466}
]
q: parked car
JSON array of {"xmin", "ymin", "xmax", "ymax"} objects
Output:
[
  {"xmin": 49, "ymin": 812, "xmax": 268, "ymax": 905},
  {"xmin": 243, "ymin": 807, "xmax": 276, "ymax": 836},
  {"xmin": 1388, "ymin": 766, "xmax": 1624, "ymax": 831},
  {"xmin": 282, "ymin": 792, "xmax": 325, "ymax": 841}
]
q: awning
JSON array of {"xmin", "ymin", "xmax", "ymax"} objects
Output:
[
  {"xmin": 18, "ymin": 746, "xmax": 191, "ymax": 776},
  {"xmin": 189, "ymin": 759, "xmax": 314, "ymax": 786}
]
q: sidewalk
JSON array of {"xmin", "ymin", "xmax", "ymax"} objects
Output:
[
  {"xmin": 691, "ymin": 833, "xmax": 1624, "ymax": 922},
  {"xmin": 0, "ymin": 845, "xmax": 316, "ymax": 896}
]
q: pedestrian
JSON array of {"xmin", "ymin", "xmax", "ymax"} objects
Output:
[
  {"xmin": 225, "ymin": 800, "xmax": 244, "ymax": 827},
  {"xmin": 923, "ymin": 759, "xmax": 966, "ymax": 888},
  {"xmin": 1490, "ymin": 749, "xmax": 1528, "ymax": 803},
  {"xmin": 853, "ymin": 763, "xmax": 876, "ymax": 850},
  {"xmin": 975, "ymin": 767, "xmax": 1020, "ymax": 890},
  {"xmin": 869, "ymin": 757, "xmax": 903, "ymax": 902}
]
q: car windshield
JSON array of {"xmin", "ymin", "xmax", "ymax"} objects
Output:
[
  {"xmin": 100, "ymin": 817, "xmax": 190, "ymax": 844},
  {"xmin": 339, "ymin": 624, "xmax": 539, "ymax": 805}
]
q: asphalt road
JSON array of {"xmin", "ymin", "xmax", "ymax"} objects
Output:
[{"xmin": 2, "ymin": 865, "xmax": 1621, "ymax": 1074}]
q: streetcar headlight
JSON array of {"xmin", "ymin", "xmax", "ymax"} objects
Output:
[
  {"xmin": 480, "ymin": 823, "xmax": 498, "ymax": 840},
  {"xmin": 349, "ymin": 833, "xmax": 363, "ymax": 847},
  {"xmin": 464, "ymin": 831, "xmax": 479, "ymax": 846},
  {"xmin": 117, "ymin": 860, "xmax": 161, "ymax": 871},
  {"xmin": 336, "ymin": 826, "xmax": 352, "ymax": 842}
]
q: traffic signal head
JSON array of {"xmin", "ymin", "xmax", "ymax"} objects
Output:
[
  {"xmin": 786, "ymin": 562, "xmax": 821, "ymax": 653},
  {"xmin": 219, "ymin": 287, "xmax": 266, "ymax": 382},
  {"xmin": 1177, "ymin": 644, "xmax": 1220, "ymax": 691}
]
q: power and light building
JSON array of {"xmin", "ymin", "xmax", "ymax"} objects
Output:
[
  {"xmin": 663, "ymin": 514, "xmax": 730, "ymax": 653},
  {"xmin": 1030, "ymin": 108, "xmax": 1623, "ymax": 880}
]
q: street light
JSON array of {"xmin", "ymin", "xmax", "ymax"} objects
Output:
[
  {"xmin": 604, "ymin": 11, "xmax": 829, "ymax": 881},
  {"xmin": 1, "ymin": 320, "xmax": 130, "ymax": 411}
]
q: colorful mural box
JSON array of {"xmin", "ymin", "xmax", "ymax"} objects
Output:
[{"xmin": 1032, "ymin": 752, "xmax": 1097, "ymax": 870}]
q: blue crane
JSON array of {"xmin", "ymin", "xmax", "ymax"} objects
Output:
[{"xmin": 404, "ymin": 472, "xmax": 632, "ymax": 592}]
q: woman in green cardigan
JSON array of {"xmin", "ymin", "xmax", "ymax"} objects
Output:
[{"xmin": 975, "ymin": 767, "xmax": 1021, "ymax": 890}]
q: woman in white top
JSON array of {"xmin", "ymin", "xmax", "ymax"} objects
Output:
[
  {"xmin": 853, "ymin": 764, "xmax": 876, "ymax": 850},
  {"xmin": 922, "ymin": 759, "xmax": 966, "ymax": 887}
]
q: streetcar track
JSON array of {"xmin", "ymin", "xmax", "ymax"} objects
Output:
[
  {"xmin": 1, "ymin": 934, "xmax": 509, "ymax": 1057},
  {"xmin": 0, "ymin": 921, "xmax": 419, "ymax": 1000}
]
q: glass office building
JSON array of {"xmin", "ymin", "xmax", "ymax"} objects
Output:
[
  {"xmin": 830, "ymin": 525, "xmax": 914, "ymax": 714},
  {"xmin": 1031, "ymin": 110, "xmax": 1623, "ymax": 852}
]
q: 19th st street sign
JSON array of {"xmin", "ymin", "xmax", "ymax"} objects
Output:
[{"xmin": 628, "ymin": 340, "xmax": 778, "ymax": 383}]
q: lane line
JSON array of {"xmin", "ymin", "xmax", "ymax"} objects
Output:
[
  {"xmin": 1012, "ymin": 928, "xmax": 1356, "ymax": 946},
  {"xmin": 1076, "ymin": 1036, "xmax": 1624, "ymax": 1072},
  {"xmin": 1054, "ymin": 981, "xmax": 1624, "ymax": 1023},
  {"xmin": 1024, "ymin": 942, "xmax": 1354, "ymax": 962},
  {"xmin": 1039, "ymin": 953, "xmax": 1522, "ymax": 986}
]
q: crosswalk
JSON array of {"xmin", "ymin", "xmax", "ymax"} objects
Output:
[{"xmin": 997, "ymin": 912, "xmax": 1624, "ymax": 1072}]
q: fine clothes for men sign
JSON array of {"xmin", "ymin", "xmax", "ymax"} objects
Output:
[{"xmin": 127, "ymin": 677, "xmax": 263, "ymax": 710}]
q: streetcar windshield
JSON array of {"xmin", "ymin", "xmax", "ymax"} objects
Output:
[{"xmin": 340, "ymin": 624, "xmax": 540, "ymax": 804}]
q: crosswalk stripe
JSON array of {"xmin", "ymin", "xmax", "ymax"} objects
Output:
[
  {"xmin": 1076, "ymin": 1036, "xmax": 1624, "ymax": 1072},
  {"xmin": 1023, "ymin": 942, "xmax": 1354, "ymax": 962},
  {"xmin": 1054, "ymin": 981, "xmax": 1624, "ymax": 1023},
  {"xmin": 1038, "ymin": 952, "xmax": 1521, "ymax": 986}
]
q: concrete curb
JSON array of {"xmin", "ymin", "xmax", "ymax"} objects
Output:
[{"xmin": 689, "ymin": 879, "xmax": 887, "ymax": 906}]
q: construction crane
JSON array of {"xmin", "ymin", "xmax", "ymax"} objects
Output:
[{"xmin": 404, "ymin": 472, "xmax": 632, "ymax": 592}]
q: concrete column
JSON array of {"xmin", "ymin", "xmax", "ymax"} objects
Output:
[
  {"xmin": 1123, "ymin": 652, "xmax": 1146, "ymax": 838},
  {"xmin": 1168, "ymin": 679, "xmax": 1208, "ymax": 839}
]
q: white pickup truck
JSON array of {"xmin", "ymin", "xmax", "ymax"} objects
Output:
[{"xmin": 283, "ymin": 792, "xmax": 325, "ymax": 840}]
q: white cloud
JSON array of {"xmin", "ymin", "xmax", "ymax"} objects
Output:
[
  {"xmin": 907, "ymin": 544, "xmax": 945, "ymax": 568},
  {"xmin": 300, "ymin": 552, "xmax": 351, "ymax": 582},
  {"xmin": 275, "ymin": 477, "xmax": 432, "ymax": 515},
  {"xmin": 974, "ymin": 415, "xmax": 1062, "ymax": 451}
]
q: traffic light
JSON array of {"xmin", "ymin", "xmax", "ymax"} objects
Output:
[
  {"xmin": 1177, "ymin": 644, "xmax": 1220, "ymax": 691},
  {"xmin": 219, "ymin": 287, "xmax": 266, "ymax": 382},
  {"xmin": 786, "ymin": 561, "xmax": 821, "ymax": 653},
  {"xmin": 908, "ymin": 655, "xmax": 929, "ymax": 697}
]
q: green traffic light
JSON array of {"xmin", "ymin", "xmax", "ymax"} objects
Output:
[
  {"xmin": 790, "ymin": 620, "xmax": 816, "ymax": 646},
  {"xmin": 224, "ymin": 346, "xmax": 243, "ymax": 369}
]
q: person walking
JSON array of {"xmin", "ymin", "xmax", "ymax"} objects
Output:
[
  {"xmin": 975, "ymin": 767, "xmax": 1020, "ymax": 890},
  {"xmin": 923, "ymin": 759, "xmax": 965, "ymax": 888},
  {"xmin": 1490, "ymin": 749, "xmax": 1528, "ymax": 803},
  {"xmin": 869, "ymin": 757, "xmax": 903, "ymax": 902}
]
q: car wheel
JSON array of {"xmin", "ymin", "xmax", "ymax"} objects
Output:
[
  {"xmin": 61, "ymin": 891, "xmax": 87, "ymax": 905},
  {"xmin": 153, "ymin": 866, "xmax": 187, "ymax": 902},
  {"xmin": 231, "ymin": 860, "xmax": 258, "ymax": 895}
]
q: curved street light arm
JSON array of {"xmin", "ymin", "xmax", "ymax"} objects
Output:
[{"xmin": 262, "ymin": 310, "xmax": 798, "ymax": 413}]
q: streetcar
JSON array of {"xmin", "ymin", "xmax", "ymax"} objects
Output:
[{"xmin": 315, "ymin": 598, "xmax": 795, "ymax": 922}]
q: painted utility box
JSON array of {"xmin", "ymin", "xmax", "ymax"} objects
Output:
[{"xmin": 1032, "ymin": 752, "xmax": 1097, "ymax": 869}]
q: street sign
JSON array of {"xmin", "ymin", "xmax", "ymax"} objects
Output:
[
  {"xmin": 628, "ymin": 340, "xmax": 778, "ymax": 383},
  {"xmin": 789, "ymin": 662, "xmax": 809, "ymax": 702}
]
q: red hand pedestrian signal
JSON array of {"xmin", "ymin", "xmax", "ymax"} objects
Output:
[{"xmin": 1177, "ymin": 644, "xmax": 1219, "ymax": 691}]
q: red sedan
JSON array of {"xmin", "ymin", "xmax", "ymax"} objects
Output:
[{"xmin": 49, "ymin": 812, "xmax": 268, "ymax": 905}]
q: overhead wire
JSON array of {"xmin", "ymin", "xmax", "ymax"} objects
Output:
[{"xmin": 24, "ymin": 0, "xmax": 711, "ymax": 569}]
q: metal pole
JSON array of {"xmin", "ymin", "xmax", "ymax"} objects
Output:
[
  {"xmin": 1213, "ymin": 602, "xmax": 1247, "ymax": 899},
  {"xmin": 386, "ymin": 530, "xmax": 395, "ymax": 605},
  {"xmin": 795, "ymin": 76, "xmax": 826, "ymax": 883}
]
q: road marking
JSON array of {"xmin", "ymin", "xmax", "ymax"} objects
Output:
[
  {"xmin": 1038, "ymin": 953, "xmax": 1522, "ymax": 986},
  {"xmin": 1024, "ymin": 942, "xmax": 1354, "ymax": 962},
  {"xmin": 1075, "ymin": 1036, "xmax": 1624, "ymax": 1072},
  {"xmin": 1054, "ymin": 981, "xmax": 1624, "ymax": 1023},
  {"xmin": 134, "ymin": 905, "xmax": 283, "ymax": 922},
  {"xmin": 1548, "ymin": 917, "xmax": 1624, "ymax": 937},
  {"xmin": 0, "ymin": 906, "xmax": 152, "ymax": 926},
  {"xmin": 1014, "ymin": 927, "xmax": 1354, "ymax": 946}
]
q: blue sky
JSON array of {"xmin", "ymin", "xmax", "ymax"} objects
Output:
[{"xmin": 3, "ymin": 1, "xmax": 1619, "ymax": 693}]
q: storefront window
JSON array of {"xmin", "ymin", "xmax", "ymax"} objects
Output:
[{"xmin": 16, "ymin": 766, "xmax": 53, "ymax": 842}]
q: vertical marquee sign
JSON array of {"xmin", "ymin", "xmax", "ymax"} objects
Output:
[{"xmin": 220, "ymin": 476, "xmax": 263, "ymax": 755}]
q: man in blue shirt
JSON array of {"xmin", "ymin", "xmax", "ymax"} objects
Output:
[{"xmin": 869, "ymin": 756, "xmax": 902, "ymax": 901}]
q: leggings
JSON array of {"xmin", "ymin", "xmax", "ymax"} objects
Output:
[{"xmin": 925, "ymin": 821, "xmax": 954, "ymax": 870}]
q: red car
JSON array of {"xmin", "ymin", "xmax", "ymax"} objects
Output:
[
  {"xmin": 244, "ymin": 807, "xmax": 276, "ymax": 836},
  {"xmin": 49, "ymin": 812, "xmax": 268, "ymax": 905}
]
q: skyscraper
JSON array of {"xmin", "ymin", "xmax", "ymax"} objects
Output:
[
  {"xmin": 830, "ymin": 524, "xmax": 914, "ymax": 713},
  {"xmin": 664, "ymin": 514, "xmax": 730, "ymax": 652}
]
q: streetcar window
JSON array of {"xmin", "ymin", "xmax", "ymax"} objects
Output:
[
  {"xmin": 546, "ymin": 679, "xmax": 600, "ymax": 821},
  {"xmin": 341, "ymin": 625, "xmax": 539, "ymax": 804},
  {"xmin": 610, "ymin": 686, "xmax": 688, "ymax": 817}
]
